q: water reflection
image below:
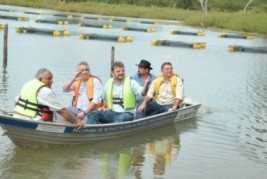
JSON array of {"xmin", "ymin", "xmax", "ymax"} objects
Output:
[
  {"xmin": 150, "ymin": 136, "xmax": 180, "ymax": 176},
  {"xmin": 132, "ymin": 144, "xmax": 145, "ymax": 178},
  {"xmin": 0, "ymin": 119, "xmax": 197, "ymax": 178}
]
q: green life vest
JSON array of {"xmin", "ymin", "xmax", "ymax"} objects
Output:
[
  {"xmin": 106, "ymin": 76, "xmax": 136, "ymax": 110},
  {"xmin": 15, "ymin": 79, "xmax": 45, "ymax": 117}
]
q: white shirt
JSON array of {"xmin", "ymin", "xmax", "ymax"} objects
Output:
[
  {"xmin": 67, "ymin": 78, "xmax": 103, "ymax": 111},
  {"xmin": 147, "ymin": 76, "xmax": 184, "ymax": 105},
  {"xmin": 14, "ymin": 87, "xmax": 63, "ymax": 121}
]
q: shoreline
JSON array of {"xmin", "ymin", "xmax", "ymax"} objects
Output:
[{"xmin": 0, "ymin": 2, "xmax": 266, "ymax": 38}]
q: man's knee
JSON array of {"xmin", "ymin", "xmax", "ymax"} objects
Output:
[
  {"xmin": 86, "ymin": 110, "xmax": 100, "ymax": 124},
  {"xmin": 115, "ymin": 113, "xmax": 133, "ymax": 122},
  {"xmin": 135, "ymin": 111, "xmax": 145, "ymax": 119}
]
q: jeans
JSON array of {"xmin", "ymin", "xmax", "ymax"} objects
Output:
[
  {"xmin": 86, "ymin": 110, "xmax": 134, "ymax": 124},
  {"xmin": 135, "ymin": 101, "xmax": 173, "ymax": 119}
]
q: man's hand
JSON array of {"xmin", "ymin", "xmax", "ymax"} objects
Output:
[
  {"xmin": 137, "ymin": 103, "xmax": 146, "ymax": 112},
  {"xmin": 168, "ymin": 106, "xmax": 177, "ymax": 112},
  {"xmin": 144, "ymin": 76, "xmax": 151, "ymax": 87},
  {"xmin": 74, "ymin": 70, "xmax": 83, "ymax": 81},
  {"xmin": 75, "ymin": 119, "xmax": 85, "ymax": 129},
  {"xmin": 76, "ymin": 111, "xmax": 85, "ymax": 120}
]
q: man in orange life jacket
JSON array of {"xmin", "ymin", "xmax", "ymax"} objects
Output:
[
  {"xmin": 63, "ymin": 61, "xmax": 103, "ymax": 123},
  {"xmin": 136, "ymin": 62, "xmax": 184, "ymax": 119},
  {"xmin": 14, "ymin": 68, "xmax": 84, "ymax": 129}
]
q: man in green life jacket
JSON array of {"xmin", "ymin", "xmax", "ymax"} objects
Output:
[
  {"xmin": 14, "ymin": 68, "xmax": 84, "ymax": 129},
  {"xmin": 86, "ymin": 61, "xmax": 150, "ymax": 124},
  {"xmin": 136, "ymin": 62, "xmax": 184, "ymax": 119}
]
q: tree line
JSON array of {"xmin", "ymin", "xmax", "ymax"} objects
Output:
[{"xmin": 58, "ymin": 0, "xmax": 266, "ymax": 13}]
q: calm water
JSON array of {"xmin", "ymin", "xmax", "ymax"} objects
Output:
[{"xmin": 0, "ymin": 5, "xmax": 267, "ymax": 179}]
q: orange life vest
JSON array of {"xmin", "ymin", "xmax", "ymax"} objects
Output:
[{"xmin": 72, "ymin": 76, "xmax": 103, "ymax": 109}]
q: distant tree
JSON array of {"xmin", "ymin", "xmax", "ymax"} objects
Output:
[
  {"xmin": 173, "ymin": 0, "xmax": 193, "ymax": 9},
  {"xmin": 199, "ymin": 0, "xmax": 208, "ymax": 14},
  {"xmin": 243, "ymin": 0, "xmax": 253, "ymax": 12},
  {"xmin": 181, "ymin": 0, "xmax": 193, "ymax": 9}
]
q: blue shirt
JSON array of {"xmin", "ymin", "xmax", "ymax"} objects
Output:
[{"xmin": 131, "ymin": 73, "xmax": 157, "ymax": 102}]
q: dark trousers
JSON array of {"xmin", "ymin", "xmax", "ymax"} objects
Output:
[
  {"xmin": 86, "ymin": 110, "xmax": 134, "ymax": 124},
  {"xmin": 135, "ymin": 101, "xmax": 173, "ymax": 119}
]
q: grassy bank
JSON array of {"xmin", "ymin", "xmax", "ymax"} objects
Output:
[
  {"xmin": 184, "ymin": 11, "xmax": 267, "ymax": 35},
  {"xmin": 1, "ymin": 0, "xmax": 267, "ymax": 36}
]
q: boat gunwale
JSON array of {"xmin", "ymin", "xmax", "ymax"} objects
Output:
[{"xmin": 0, "ymin": 103, "xmax": 201, "ymax": 129}]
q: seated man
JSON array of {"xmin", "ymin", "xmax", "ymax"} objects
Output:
[
  {"xmin": 131, "ymin": 59, "xmax": 156, "ymax": 106},
  {"xmin": 14, "ymin": 68, "xmax": 84, "ymax": 129},
  {"xmin": 86, "ymin": 61, "xmax": 149, "ymax": 124},
  {"xmin": 63, "ymin": 61, "xmax": 103, "ymax": 123},
  {"xmin": 136, "ymin": 62, "xmax": 184, "ymax": 119}
]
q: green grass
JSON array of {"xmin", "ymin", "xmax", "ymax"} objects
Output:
[
  {"xmin": 1, "ymin": 0, "xmax": 266, "ymax": 36},
  {"xmin": 184, "ymin": 11, "xmax": 267, "ymax": 35}
]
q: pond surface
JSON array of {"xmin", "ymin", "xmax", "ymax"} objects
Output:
[{"xmin": 0, "ymin": 5, "xmax": 267, "ymax": 179}]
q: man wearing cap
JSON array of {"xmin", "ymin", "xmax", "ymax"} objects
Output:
[{"xmin": 131, "ymin": 59, "xmax": 157, "ymax": 105}]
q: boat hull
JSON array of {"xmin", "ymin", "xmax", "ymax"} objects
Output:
[{"xmin": 0, "ymin": 103, "xmax": 201, "ymax": 147}]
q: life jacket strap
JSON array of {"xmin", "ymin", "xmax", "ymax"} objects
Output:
[
  {"xmin": 112, "ymin": 97, "xmax": 124, "ymax": 108},
  {"xmin": 16, "ymin": 97, "xmax": 53, "ymax": 116}
]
